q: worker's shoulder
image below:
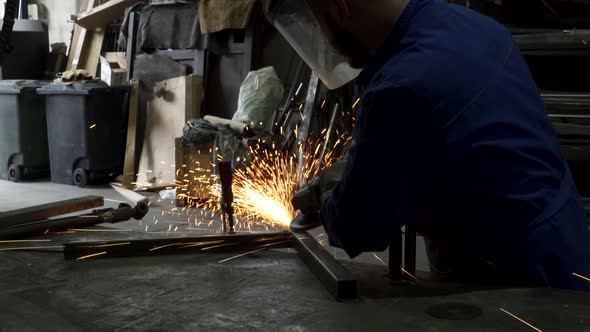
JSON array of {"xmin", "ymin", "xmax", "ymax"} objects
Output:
[{"xmin": 369, "ymin": 3, "xmax": 516, "ymax": 114}]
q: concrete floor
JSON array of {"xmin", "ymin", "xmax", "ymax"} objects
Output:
[{"xmin": 0, "ymin": 179, "xmax": 589, "ymax": 331}]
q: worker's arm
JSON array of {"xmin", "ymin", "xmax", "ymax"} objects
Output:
[{"xmin": 321, "ymin": 83, "xmax": 436, "ymax": 258}]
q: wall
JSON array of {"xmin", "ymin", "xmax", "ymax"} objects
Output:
[
  {"xmin": 36, "ymin": 0, "xmax": 81, "ymax": 51},
  {"xmin": 0, "ymin": 0, "xmax": 81, "ymax": 50}
]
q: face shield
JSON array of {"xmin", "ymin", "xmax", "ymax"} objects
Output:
[{"xmin": 266, "ymin": 0, "xmax": 362, "ymax": 90}]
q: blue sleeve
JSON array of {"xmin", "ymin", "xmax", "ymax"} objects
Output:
[{"xmin": 320, "ymin": 83, "xmax": 437, "ymax": 258}]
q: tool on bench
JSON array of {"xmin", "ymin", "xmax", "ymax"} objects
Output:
[
  {"xmin": 218, "ymin": 160, "xmax": 236, "ymax": 234},
  {"xmin": 0, "ymin": 201, "xmax": 149, "ymax": 240},
  {"xmin": 0, "ymin": 185, "xmax": 150, "ymax": 240}
]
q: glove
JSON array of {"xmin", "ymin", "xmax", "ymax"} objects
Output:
[
  {"xmin": 291, "ymin": 159, "xmax": 347, "ymax": 214},
  {"xmin": 291, "ymin": 176, "xmax": 321, "ymax": 215}
]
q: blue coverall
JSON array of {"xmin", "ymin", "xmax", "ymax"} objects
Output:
[{"xmin": 320, "ymin": 0, "xmax": 590, "ymax": 290}]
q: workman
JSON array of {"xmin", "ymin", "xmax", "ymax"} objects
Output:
[{"xmin": 265, "ymin": 0, "xmax": 590, "ymax": 291}]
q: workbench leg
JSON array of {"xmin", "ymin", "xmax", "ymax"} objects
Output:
[
  {"xmin": 388, "ymin": 229, "xmax": 403, "ymax": 280},
  {"xmin": 404, "ymin": 222, "xmax": 417, "ymax": 280}
]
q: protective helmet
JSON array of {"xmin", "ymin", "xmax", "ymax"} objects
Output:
[{"xmin": 265, "ymin": 0, "xmax": 361, "ymax": 89}]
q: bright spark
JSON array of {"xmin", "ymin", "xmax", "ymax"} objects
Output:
[
  {"xmin": 201, "ymin": 243, "xmax": 237, "ymax": 251},
  {"xmin": 401, "ymin": 267, "xmax": 417, "ymax": 281},
  {"xmin": 179, "ymin": 240, "xmax": 225, "ymax": 249},
  {"xmin": 79, "ymin": 242, "xmax": 131, "ymax": 248},
  {"xmin": 218, "ymin": 248, "xmax": 267, "ymax": 263},
  {"xmin": 76, "ymin": 251, "xmax": 108, "ymax": 260},
  {"xmin": 89, "ymin": 124, "xmax": 97, "ymax": 129},
  {"xmin": 573, "ymin": 272, "xmax": 590, "ymax": 282},
  {"xmin": 352, "ymin": 98, "xmax": 361, "ymax": 109},
  {"xmin": 500, "ymin": 308, "xmax": 543, "ymax": 332},
  {"xmin": 149, "ymin": 243, "xmax": 183, "ymax": 252},
  {"xmin": 68, "ymin": 229, "xmax": 127, "ymax": 232}
]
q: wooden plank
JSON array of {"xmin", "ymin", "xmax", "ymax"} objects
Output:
[
  {"xmin": 77, "ymin": 0, "xmax": 143, "ymax": 30},
  {"xmin": 0, "ymin": 196, "xmax": 104, "ymax": 228},
  {"xmin": 122, "ymin": 80, "xmax": 139, "ymax": 189},
  {"xmin": 67, "ymin": 0, "xmax": 94, "ymax": 71},
  {"xmin": 136, "ymin": 75, "xmax": 204, "ymax": 189},
  {"xmin": 67, "ymin": 0, "xmax": 105, "ymax": 76},
  {"xmin": 77, "ymin": 27, "xmax": 105, "ymax": 77}
]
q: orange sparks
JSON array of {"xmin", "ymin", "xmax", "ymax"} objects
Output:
[
  {"xmin": 321, "ymin": 100, "xmax": 326, "ymax": 109},
  {"xmin": 218, "ymin": 248, "xmax": 267, "ymax": 263},
  {"xmin": 372, "ymin": 253, "xmax": 386, "ymax": 266},
  {"xmin": 68, "ymin": 228, "xmax": 127, "ymax": 232},
  {"xmin": 149, "ymin": 243, "xmax": 183, "ymax": 252},
  {"xmin": 500, "ymin": 308, "xmax": 543, "ymax": 332},
  {"xmin": 573, "ymin": 272, "xmax": 590, "ymax": 282},
  {"xmin": 201, "ymin": 243, "xmax": 237, "ymax": 251},
  {"xmin": 89, "ymin": 124, "xmax": 97, "ymax": 129},
  {"xmin": 176, "ymin": 114, "xmax": 353, "ymax": 231},
  {"xmin": 76, "ymin": 251, "xmax": 108, "ymax": 260},
  {"xmin": 80, "ymin": 242, "xmax": 130, "ymax": 249},
  {"xmin": 352, "ymin": 98, "xmax": 361, "ymax": 109},
  {"xmin": 0, "ymin": 246, "xmax": 62, "ymax": 251},
  {"xmin": 179, "ymin": 240, "xmax": 225, "ymax": 249},
  {"xmin": 401, "ymin": 267, "xmax": 417, "ymax": 281}
]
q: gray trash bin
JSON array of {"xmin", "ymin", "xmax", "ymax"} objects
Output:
[
  {"xmin": 0, "ymin": 80, "xmax": 50, "ymax": 182},
  {"xmin": 37, "ymin": 82, "xmax": 129, "ymax": 187}
]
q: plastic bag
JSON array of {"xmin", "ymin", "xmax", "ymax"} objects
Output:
[
  {"xmin": 183, "ymin": 118, "xmax": 218, "ymax": 145},
  {"xmin": 232, "ymin": 66, "xmax": 284, "ymax": 130},
  {"xmin": 159, "ymin": 188, "xmax": 177, "ymax": 200}
]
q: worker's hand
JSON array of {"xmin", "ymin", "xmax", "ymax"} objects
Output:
[
  {"xmin": 291, "ymin": 176, "xmax": 321, "ymax": 215},
  {"xmin": 291, "ymin": 158, "xmax": 347, "ymax": 214}
]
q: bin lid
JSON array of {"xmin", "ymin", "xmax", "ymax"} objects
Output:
[
  {"xmin": 0, "ymin": 80, "xmax": 51, "ymax": 94},
  {"xmin": 37, "ymin": 81, "xmax": 129, "ymax": 95}
]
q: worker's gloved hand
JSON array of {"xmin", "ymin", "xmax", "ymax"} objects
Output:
[
  {"xmin": 291, "ymin": 175, "xmax": 322, "ymax": 215},
  {"xmin": 290, "ymin": 159, "xmax": 347, "ymax": 231}
]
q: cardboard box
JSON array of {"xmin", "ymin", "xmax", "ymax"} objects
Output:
[{"xmin": 100, "ymin": 53, "xmax": 128, "ymax": 86}]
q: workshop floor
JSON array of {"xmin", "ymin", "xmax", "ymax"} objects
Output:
[{"xmin": 0, "ymin": 180, "xmax": 589, "ymax": 332}]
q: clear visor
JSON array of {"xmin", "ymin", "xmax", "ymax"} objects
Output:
[{"xmin": 267, "ymin": 0, "xmax": 361, "ymax": 90}]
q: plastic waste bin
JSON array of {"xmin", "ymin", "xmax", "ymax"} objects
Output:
[
  {"xmin": 37, "ymin": 82, "xmax": 129, "ymax": 187},
  {"xmin": 0, "ymin": 80, "xmax": 50, "ymax": 182}
]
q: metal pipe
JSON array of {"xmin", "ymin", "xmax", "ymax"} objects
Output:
[
  {"xmin": 317, "ymin": 103, "xmax": 339, "ymax": 172},
  {"xmin": 0, "ymin": 202, "xmax": 148, "ymax": 240},
  {"xmin": 292, "ymin": 231, "xmax": 358, "ymax": 301},
  {"xmin": 0, "ymin": 196, "xmax": 104, "ymax": 228},
  {"xmin": 63, "ymin": 231, "xmax": 294, "ymax": 260}
]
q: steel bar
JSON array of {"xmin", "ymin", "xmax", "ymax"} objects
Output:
[
  {"xmin": 404, "ymin": 223, "xmax": 417, "ymax": 280},
  {"xmin": 543, "ymin": 92, "xmax": 590, "ymax": 118},
  {"xmin": 273, "ymin": 59, "xmax": 304, "ymax": 135},
  {"xmin": 318, "ymin": 103, "xmax": 339, "ymax": 172},
  {"xmin": 0, "ymin": 202, "xmax": 148, "ymax": 240},
  {"xmin": 0, "ymin": 196, "xmax": 104, "ymax": 228},
  {"xmin": 297, "ymin": 71, "xmax": 321, "ymax": 187},
  {"xmin": 126, "ymin": 11, "xmax": 139, "ymax": 81},
  {"xmin": 389, "ymin": 229, "xmax": 403, "ymax": 280},
  {"xmin": 292, "ymin": 231, "xmax": 358, "ymax": 301},
  {"xmin": 64, "ymin": 231, "xmax": 294, "ymax": 260}
]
